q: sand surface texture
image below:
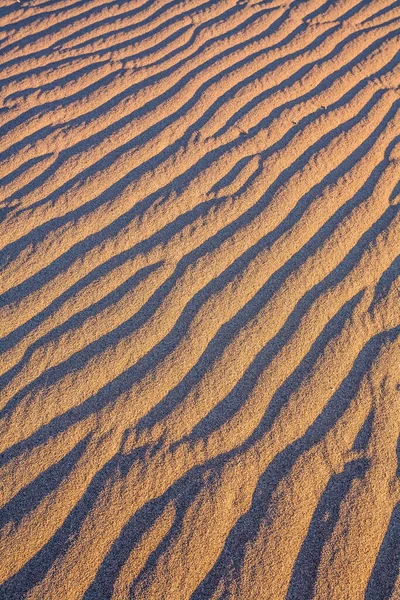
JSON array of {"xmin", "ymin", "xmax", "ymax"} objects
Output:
[{"xmin": 0, "ymin": 0, "xmax": 400, "ymax": 598}]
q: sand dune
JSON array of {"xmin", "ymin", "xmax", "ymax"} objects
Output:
[{"xmin": 0, "ymin": 0, "xmax": 399, "ymax": 598}]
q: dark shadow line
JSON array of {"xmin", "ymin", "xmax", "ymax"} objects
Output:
[
  {"xmin": 365, "ymin": 502, "xmax": 400, "ymax": 600},
  {"xmin": 191, "ymin": 324, "xmax": 400, "ymax": 599},
  {"xmin": 0, "ymin": 261, "xmax": 162, "ymax": 391},
  {"xmin": 0, "ymin": 433, "xmax": 91, "ymax": 530},
  {"xmin": 286, "ymin": 456, "xmax": 370, "ymax": 600},
  {"xmin": 0, "ymin": 443, "xmax": 147, "ymax": 600},
  {"xmin": 1, "ymin": 111, "xmax": 397, "ymax": 468}
]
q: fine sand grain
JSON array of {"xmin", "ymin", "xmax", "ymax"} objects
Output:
[{"xmin": 0, "ymin": 0, "xmax": 399, "ymax": 598}]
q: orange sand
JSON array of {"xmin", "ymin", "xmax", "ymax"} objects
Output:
[{"xmin": 0, "ymin": 0, "xmax": 399, "ymax": 598}]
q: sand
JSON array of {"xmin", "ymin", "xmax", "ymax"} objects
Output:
[{"xmin": 0, "ymin": 0, "xmax": 399, "ymax": 598}]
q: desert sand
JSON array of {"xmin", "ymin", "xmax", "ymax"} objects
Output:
[{"xmin": 0, "ymin": 0, "xmax": 399, "ymax": 598}]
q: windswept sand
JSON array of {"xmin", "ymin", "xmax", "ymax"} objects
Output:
[{"xmin": 0, "ymin": 0, "xmax": 399, "ymax": 598}]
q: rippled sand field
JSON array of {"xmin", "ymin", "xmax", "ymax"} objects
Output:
[{"xmin": 0, "ymin": 0, "xmax": 399, "ymax": 598}]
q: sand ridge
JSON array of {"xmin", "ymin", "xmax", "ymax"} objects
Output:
[{"xmin": 0, "ymin": 0, "xmax": 399, "ymax": 598}]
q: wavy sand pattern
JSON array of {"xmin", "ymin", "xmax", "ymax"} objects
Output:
[{"xmin": 0, "ymin": 0, "xmax": 399, "ymax": 598}]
